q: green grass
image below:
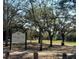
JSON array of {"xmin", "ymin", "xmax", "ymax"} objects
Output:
[{"xmin": 28, "ymin": 40, "xmax": 76, "ymax": 46}]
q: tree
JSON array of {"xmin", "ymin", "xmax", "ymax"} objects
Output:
[
  {"xmin": 4, "ymin": 0, "xmax": 76, "ymax": 50},
  {"xmin": 3, "ymin": 0, "xmax": 30, "ymax": 49},
  {"xmin": 54, "ymin": 0, "xmax": 76, "ymax": 45}
]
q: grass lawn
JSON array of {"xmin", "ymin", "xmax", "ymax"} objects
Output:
[{"xmin": 28, "ymin": 40, "xmax": 76, "ymax": 46}]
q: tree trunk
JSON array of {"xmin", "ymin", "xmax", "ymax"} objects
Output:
[
  {"xmin": 61, "ymin": 32, "xmax": 65, "ymax": 46},
  {"xmin": 5, "ymin": 30, "xmax": 8, "ymax": 46},
  {"xmin": 48, "ymin": 31, "xmax": 52, "ymax": 47},
  {"xmin": 38, "ymin": 32, "xmax": 41, "ymax": 43},
  {"xmin": 9, "ymin": 29, "xmax": 12, "ymax": 50},
  {"xmin": 39, "ymin": 28, "xmax": 42, "ymax": 51},
  {"xmin": 50, "ymin": 35, "xmax": 52, "ymax": 47},
  {"xmin": 25, "ymin": 31, "xmax": 27, "ymax": 50}
]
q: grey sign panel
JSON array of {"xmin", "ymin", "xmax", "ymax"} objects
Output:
[{"xmin": 12, "ymin": 31, "xmax": 25, "ymax": 43}]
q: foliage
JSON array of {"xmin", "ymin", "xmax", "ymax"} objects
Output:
[{"xmin": 4, "ymin": 0, "xmax": 76, "ymax": 42}]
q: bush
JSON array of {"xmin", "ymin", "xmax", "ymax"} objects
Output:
[{"xmin": 66, "ymin": 32, "xmax": 76, "ymax": 42}]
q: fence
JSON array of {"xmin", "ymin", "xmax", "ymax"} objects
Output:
[{"xmin": 3, "ymin": 51, "xmax": 76, "ymax": 59}]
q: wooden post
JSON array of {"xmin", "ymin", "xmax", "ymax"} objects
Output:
[
  {"xmin": 34, "ymin": 51, "xmax": 38, "ymax": 59},
  {"xmin": 62, "ymin": 53, "xmax": 67, "ymax": 59},
  {"xmin": 5, "ymin": 51, "xmax": 9, "ymax": 59},
  {"xmin": 74, "ymin": 53, "xmax": 76, "ymax": 59}
]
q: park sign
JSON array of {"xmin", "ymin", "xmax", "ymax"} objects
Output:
[{"xmin": 12, "ymin": 31, "xmax": 25, "ymax": 43}]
